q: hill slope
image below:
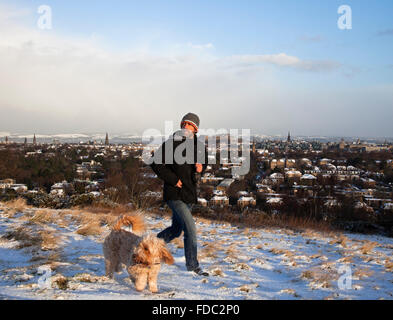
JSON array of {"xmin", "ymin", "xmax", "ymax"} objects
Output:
[{"xmin": 1, "ymin": 203, "xmax": 393, "ymax": 300}]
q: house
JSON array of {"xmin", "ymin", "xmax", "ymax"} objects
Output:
[
  {"xmin": 0, "ymin": 179, "xmax": 16, "ymax": 189},
  {"xmin": 209, "ymin": 195, "xmax": 229, "ymax": 207},
  {"xmin": 217, "ymin": 179, "xmax": 235, "ymax": 192},
  {"xmin": 50, "ymin": 181, "xmax": 72, "ymax": 197},
  {"xmin": 256, "ymin": 184, "xmax": 274, "ymax": 194},
  {"xmin": 286, "ymin": 159, "xmax": 296, "ymax": 168},
  {"xmin": 300, "ymin": 174, "xmax": 317, "ymax": 186},
  {"xmin": 237, "ymin": 191, "xmax": 249, "ymax": 198},
  {"xmin": 292, "ymin": 185, "xmax": 314, "ymax": 197},
  {"xmin": 320, "ymin": 158, "xmax": 332, "ymax": 166},
  {"xmin": 198, "ymin": 198, "xmax": 208, "ymax": 207},
  {"xmin": 256, "ymin": 149, "xmax": 269, "ymax": 156},
  {"xmin": 354, "ymin": 201, "xmax": 374, "ymax": 213},
  {"xmin": 201, "ymin": 173, "xmax": 224, "ymax": 185},
  {"xmin": 270, "ymin": 158, "xmax": 295, "ymax": 169},
  {"xmin": 300, "ymin": 158, "xmax": 312, "ymax": 167},
  {"xmin": 9, "ymin": 184, "xmax": 28, "ymax": 193},
  {"xmin": 324, "ymin": 199, "xmax": 341, "ymax": 208},
  {"xmin": 384, "ymin": 203, "xmax": 393, "ymax": 211},
  {"xmin": 264, "ymin": 173, "xmax": 284, "ymax": 186},
  {"xmin": 364, "ymin": 198, "xmax": 387, "ymax": 209},
  {"xmin": 0, "ymin": 179, "xmax": 27, "ymax": 193},
  {"xmin": 304, "ymin": 166, "xmax": 321, "ymax": 175},
  {"xmin": 362, "ymin": 189, "xmax": 377, "ymax": 197},
  {"xmin": 361, "ymin": 178, "xmax": 376, "ymax": 188},
  {"xmin": 212, "ymin": 189, "xmax": 226, "ymax": 198},
  {"xmin": 266, "ymin": 197, "xmax": 283, "ymax": 207},
  {"xmin": 238, "ymin": 196, "xmax": 256, "ymax": 209},
  {"xmin": 285, "ymin": 170, "xmax": 302, "ymax": 183}
]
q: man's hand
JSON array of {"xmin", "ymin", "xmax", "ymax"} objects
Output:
[
  {"xmin": 195, "ymin": 163, "xmax": 203, "ymax": 173},
  {"xmin": 175, "ymin": 180, "xmax": 183, "ymax": 188}
]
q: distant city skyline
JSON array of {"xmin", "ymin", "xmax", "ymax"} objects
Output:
[
  {"xmin": 1, "ymin": 131, "xmax": 393, "ymax": 144},
  {"xmin": 0, "ymin": 1, "xmax": 393, "ymax": 137}
]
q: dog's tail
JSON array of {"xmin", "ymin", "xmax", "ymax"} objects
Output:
[{"xmin": 113, "ymin": 214, "xmax": 146, "ymax": 233}]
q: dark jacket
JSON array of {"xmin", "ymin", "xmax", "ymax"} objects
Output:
[{"xmin": 150, "ymin": 130, "xmax": 208, "ymax": 204}]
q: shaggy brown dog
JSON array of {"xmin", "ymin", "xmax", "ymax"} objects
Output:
[{"xmin": 103, "ymin": 214, "xmax": 174, "ymax": 293}]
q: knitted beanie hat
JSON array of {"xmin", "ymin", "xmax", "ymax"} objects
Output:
[{"xmin": 181, "ymin": 113, "xmax": 200, "ymax": 132}]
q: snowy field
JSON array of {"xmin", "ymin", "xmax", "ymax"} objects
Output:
[{"xmin": 1, "ymin": 201, "xmax": 393, "ymax": 300}]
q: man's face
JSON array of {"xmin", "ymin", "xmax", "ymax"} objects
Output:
[{"xmin": 182, "ymin": 123, "xmax": 197, "ymax": 135}]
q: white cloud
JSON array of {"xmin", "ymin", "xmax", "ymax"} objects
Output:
[
  {"xmin": 187, "ymin": 42, "xmax": 214, "ymax": 50},
  {"xmin": 0, "ymin": 5, "xmax": 390, "ymax": 137},
  {"xmin": 0, "ymin": 4, "xmax": 31, "ymax": 22},
  {"xmin": 225, "ymin": 53, "xmax": 340, "ymax": 72}
]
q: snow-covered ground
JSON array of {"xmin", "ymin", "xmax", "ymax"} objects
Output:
[{"xmin": 1, "ymin": 203, "xmax": 393, "ymax": 300}]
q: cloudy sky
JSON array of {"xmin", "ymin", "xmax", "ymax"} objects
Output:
[{"xmin": 0, "ymin": 0, "xmax": 392, "ymax": 137}]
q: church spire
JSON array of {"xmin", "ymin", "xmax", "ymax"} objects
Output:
[
  {"xmin": 33, "ymin": 134, "xmax": 37, "ymax": 146},
  {"xmin": 105, "ymin": 133, "xmax": 109, "ymax": 146}
]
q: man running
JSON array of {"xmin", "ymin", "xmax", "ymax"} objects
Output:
[{"xmin": 150, "ymin": 113, "xmax": 209, "ymax": 276}]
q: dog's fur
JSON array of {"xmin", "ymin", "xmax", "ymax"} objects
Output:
[{"xmin": 103, "ymin": 214, "xmax": 174, "ymax": 293}]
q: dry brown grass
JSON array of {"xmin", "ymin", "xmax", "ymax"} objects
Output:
[
  {"xmin": 30, "ymin": 209, "xmax": 57, "ymax": 224},
  {"xmin": 301, "ymin": 266, "xmax": 336, "ymax": 289},
  {"xmin": 241, "ymin": 228, "xmax": 261, "ymax": 239},
  {"xmin": 2, "ymin": 226, "xmax": 42, "ymax": 249},
  {"xmin": 72, "ymin": 273, "xmax": 107, "ymax": 283},
  {"xmin": 362, "ymin": 256, "xmax": 374, "ymax": 263},
  {"xmin": 191, "ymin": 209, "xmax": 334, "ymax": 234},
  {"xmin": 242, "ymin": 228, "xmax": 250, "ymax": 235},
  {"xmin": 52, "ymin": 274, "xmax": 69, "ymax": 290},
  {"xmin": 385, "ymin": 260, "xmax": 393, "ymax": 273},
  {"xmin": 196, "ymin": 217, "xmax": 212, "ymax": 225},
  {"xmin": 98, "ymin": 214, "xmax": 118, "ymax": 228},
  {"xmin": 207, "ymin": 229, "xmax": 217, "ymax": 235},
  {"xmin": 239, "ymin": 284, "xmax": 252, "ymax": 293},
  {"xmin": 6, "ymin": 198, "xmax": 30, "ymax": 212},
  {"xmin": 233, "ymin": 262, "xmax": 252, "ymax": 271},
  {"xmin": 73, "ymin": 204, "xmax": 130, "ymax": 216},
  {"xmin": 280, "ymin": 288, "xmax": 299, "ymax": 297},
  {"xmin": 1, "ymin": 198, "xmax": 31, "ymax": 217},
  {"xmin": 46, "ymin": 252, "xmax": 62, "ymax": 264},
  {"xmin": 70, "ymin": 204, "xmax": 141, "ymax": 228},
  {"xmin": 2, "ymin": 222, "xmax": 63, "ymax": 254},
  {"xmin": 248, "ymin": 231, "xmax": 260, "ymax": 238},
  {"xmin": 338, "ymin": 256, "xmax": 353, "ymax": 264},
  {"xmin": 40, "ymin": 231, "xmax": 61, "ymax": 251},
  {"xmin": 171, "ymin": 235, "xmax": 184, "ymax": 248},
  {"xmin": 76, "ymin": 221, "xmax": 103, "ymax": 236},
  {"xmin": 199, "ymin": 242, "xmax": 223, "ymax": 260},
  {"xmin": 67, "ymin": 209, "xmax": 96, "ymax": 225},
  {"xmin": 67, "ymin": 207, "xmax": 135, "ymax": 236},
  {"xmin": 224, "ymin": 244, "xmax": 239, "ymax": 259},
  {"xmin": 329, "ymin": 235, "xmax": 348, "ymax": 248},
  {"xmin": 269, "ymin": 248, "xmax": 294, "ymax": 257},
  {"xmin": 210, "ymin": 267, "xmax": 225, "ymax": 277},
  {"xmin": 301, "ymin": 270, "xmax": 315, "ymax": 280},
  {"xmin": 359, "ymin": 241, "xmax": 378, "ymax": 255},
  {"xmin": 354, "ymin": 267, "xmax": 374, "ymax": 279}
]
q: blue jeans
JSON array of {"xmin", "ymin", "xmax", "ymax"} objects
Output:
[{"xmin": 157, "ymin": 200, "xmax": 199, "ymax": 271}]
